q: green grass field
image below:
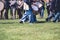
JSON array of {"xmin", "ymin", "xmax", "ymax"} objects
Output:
[
  {"xmin": 0, "ymin": 18, "xmax": 60, "ymax": 40},
  {"xmin": 0, "ymin": 10, "xmax": 60, "ymax": 40}
]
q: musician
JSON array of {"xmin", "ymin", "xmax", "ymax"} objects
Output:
[
  {"xmin": 19, "ymin": 0, "xmax": 37, "ymax": 23},
  {"xmin": 46, "ymin": 0, "xmax": 60, "ymax": 22},
  {"xmin": 10, "ymin": 0, "xmax": 17, "ymax": 19},
  {"xmin": 16, "ymin": 0, "xmax": 23, "ymax": 19}
]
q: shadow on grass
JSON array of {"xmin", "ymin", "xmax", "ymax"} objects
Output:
[
  {"xmin": 36, "ymin": 21, "xmax": 46, "ymax": 23},
  {"xmin": 0, "ymin": 21, "xmax": 46, "ymax": 24},
  {"xmin": 0, "ymin": 22, "xmax": 17, "ymax": 24}
]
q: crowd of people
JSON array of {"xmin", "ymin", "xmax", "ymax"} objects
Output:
[
  {"xmin": 46, "ymin": 0, "xmax": 60, "ymax": 22},
  {"xmin": 0, "ymin": 0, "xmax": 60, "ymax": 23}
]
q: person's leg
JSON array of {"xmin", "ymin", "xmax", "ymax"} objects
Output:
[
  {"xmin": 17, "ymin": 8, "xmax": 22, "ymax": 19},
  {"xmin": 33, "ymin": 15, "xmax": 37, "ymax": 22},
  {"xmin": 28, "ymin": 10, "xmax": 37, "ymax": 23},
  {"xmin": 53, "ymin": 12, "xmax": 60, "ymax": 22},
  {"xmin": 10, "ymin": 7, "xmax": 16, "ymax": 19},
  {"xmin": 10, "ymin": 7, "xmax": 12, "ymax": 19},
  {"xmin": 0, "ymin": 10, "xmax": 3, "ymax": 19},
  {"xmin": 46, "ymin": 11, "xmax": 55, "ymax": 22},
  {"xmin": 0, "ymin": 11, "xmax": 1, "ymax": 19},
  {"xmin": 58, "ymin": 15, "xmax": 60, "ymax": 22},
  {"xmin": 1, "ymin": 10, "xmax": 3, "ymax": 19},
  {"xmin": 46, "ymin": 6, "xmax": 50, "ymax": 16},
  {"xmin": 19, "ymin": 10, "xmax": 29, "ymax": 23},
  {"xmin": 39, "ymin": 7, "xmax": 44, "ymax": 18},
  {"xmin": 12, "ymin": 8, "xmax": 16, "ymax": 19},
  {"xmin": 31, "ymin": 14, "xmax": 37, "ymax": 23},
  {"xmin": 4, "ymin": 8, "xmax": 9, "ymax": 19},
  {"xmin": 41, "ymin": 9, "xmax": 44, "ymax": 18},
  {"xmin": 19, "ymin": 9, "xmax": 37, "ymax": 23}
]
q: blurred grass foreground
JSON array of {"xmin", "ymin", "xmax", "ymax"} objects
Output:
[{"xmin": 0, "ymin": 18, "xmax": 60, "ymax": 40}]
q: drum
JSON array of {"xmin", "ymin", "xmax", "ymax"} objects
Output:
[
  {"xmin": 31, "ymin": 5, "xmax": 39, "ymax": 11},
  {"xmin": 35, "ymin": 2, "xmax": 43, "ymax": 8},
  {"xmin": 0, "ymin": 1, "xmax": 4, "ymax": 11},
  {"xmin": 31, "ymin": 2, "xmax": 42, "ymax": 11},
  {"xmin": 31, "ymin": 5, "xmax": 39, "ymax": 15}
]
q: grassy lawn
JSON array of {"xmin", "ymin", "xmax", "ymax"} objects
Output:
[
  {"xmin": 0, "ymin": 9, "xmax": 60, "ymax": 40},
  {"xmin": 0, "ymin": 18, "xmax": 60, "ymax": 40}
]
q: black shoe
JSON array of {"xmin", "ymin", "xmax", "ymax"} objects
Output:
[
  {"xmin": 58, "ymin": 20, "xmax": 60, "ymax": 22},
  {"xmin": 46, "ymin": 18, "xmax": 50, "ymax": 22},
  {"xmin": 53, "ymin": 20, "xmax": 56, "ymax": 23},
  {"xmin": 19, "ymin": 21, "xmax": 23, "ymax": 23}
]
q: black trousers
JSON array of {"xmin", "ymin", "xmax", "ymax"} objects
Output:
[
  {"xmin": 4, "ymin": 8, "xmax": 9, "ymax": 19},
  {"xmin": 17, "ymin": 8, "xmax": 22, "ymax": 19},
  {"xmin": 46, "ymin": 6, "xmax": 50, "ymax": 16}
]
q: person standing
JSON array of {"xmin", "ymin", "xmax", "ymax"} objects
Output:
[
  {"xmin": 10, "ymin": 0, "xmax": 17, "ymax": 19},
  {"xmin": 16, "ymin": 0, "xmax": 23, "ymax": 19},
  {"xmin": 46, "ymin": 0, "xmax": 51, "ymax": 16},
  {"xmin": 39, "ymin": 0, "xmax": 45, "ymax": 18},
  {"xmin": 4, "ymin": 0, "xmax": 10, "ymax": 19},
  {"xmin": 46, "ymin": 0, "xmax": 55, "ymax": 22}
]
